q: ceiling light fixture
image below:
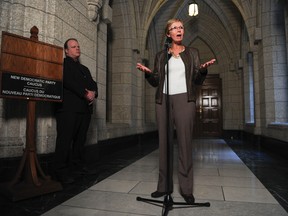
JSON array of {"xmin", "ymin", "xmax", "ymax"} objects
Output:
[{"xmin": 188, "ymin": 0, "xmax": 199, "ymax": 16}]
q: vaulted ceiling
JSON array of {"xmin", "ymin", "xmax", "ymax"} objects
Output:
[{"xmin": 143, "ymin": 0, "xmax": 245, "ymax": 70}]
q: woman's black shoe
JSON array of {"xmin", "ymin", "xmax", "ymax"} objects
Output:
[
  {"xmin": 181, "ymin": 194, "xmax": 195, "ymax": 204},
  {"xmin": 151, "ymin": 191, "xmax": 166, "ymax": 198}
]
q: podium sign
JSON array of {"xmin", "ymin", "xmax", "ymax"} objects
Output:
[
  {"xmin": 0, "ymin": 28, "xmax": 63, "ymax": 201},
  {"xmin": 0, "ymin": 31, "xmax": 63, "ymax": 101},
  {"xmin": 1, "ymin": 73, "xmax": 62, "ymax": 100}
]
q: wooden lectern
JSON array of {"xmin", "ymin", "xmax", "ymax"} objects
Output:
[{"xmin": 0, "ymin": 26, "xmax": 63, "ymax": 201}]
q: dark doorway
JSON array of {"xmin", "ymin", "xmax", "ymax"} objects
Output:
[{"xmin": 194, "ymin": 74, "xmax": 222, "ymax": 138}]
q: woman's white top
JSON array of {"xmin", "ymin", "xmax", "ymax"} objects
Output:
[{"xmin": 163, "ymin": 56, "xmax": 187, "ymax": 95}]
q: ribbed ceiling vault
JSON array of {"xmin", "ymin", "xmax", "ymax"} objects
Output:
[{"xmin": 141, "ymin": 0, "xmax": 244, "ymax": 68}]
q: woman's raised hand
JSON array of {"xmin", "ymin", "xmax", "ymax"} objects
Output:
[
  {"xmin": 200, "ymin": 58, "xmax": 216, "ymax": 69},
  {"xmin": 136, "ymin": 63, "xmax": 152, "ymax": 73}
]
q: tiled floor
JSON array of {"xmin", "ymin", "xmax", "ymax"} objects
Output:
[
  {"xmin": 1, "ymin": 138, "xmax": 288, "ymax": 216},
  {"xmin": 40, "ymin": 139, "xmax": 287, "ymax": 216}
]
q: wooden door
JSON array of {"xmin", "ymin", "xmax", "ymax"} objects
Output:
[{"xmin": 194, "ymin": 74, "xmax": 222, "ymax": 138}]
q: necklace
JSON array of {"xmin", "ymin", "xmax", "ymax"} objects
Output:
[{"xmin": 169, "ymin": 46, "xmax": 185, "ymax": 58}]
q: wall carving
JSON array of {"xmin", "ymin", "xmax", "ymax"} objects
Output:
[{"xmin": 87, "ymin": 0, "xmax": 103, "ymax": 22}]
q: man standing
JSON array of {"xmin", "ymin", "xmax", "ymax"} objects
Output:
[{"xmin": 54, "ymin": 38, "xmax": 98, "ymax": 184}]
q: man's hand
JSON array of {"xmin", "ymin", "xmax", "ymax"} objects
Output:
[{"xmin": 85, "ymin": 89, "xmax": 95, "ymax": 104}]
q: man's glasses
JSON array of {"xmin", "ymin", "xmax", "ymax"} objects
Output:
[{"xmin": 169, "ymin": 26, "xmax": 184, "ymax": 31}]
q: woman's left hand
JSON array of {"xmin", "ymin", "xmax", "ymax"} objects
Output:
[{"xmin": 200, "ymin": 58, "xmax": 216, "ymax": 69}]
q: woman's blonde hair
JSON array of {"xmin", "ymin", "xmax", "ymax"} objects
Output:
[{"xmin": 165, "ymin": 18, "xmax": 183, "ymax": 34}]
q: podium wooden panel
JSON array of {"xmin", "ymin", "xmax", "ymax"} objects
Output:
[{"xmin": 0, "ymin": 26, "xmax": 63, "ymax": 201}]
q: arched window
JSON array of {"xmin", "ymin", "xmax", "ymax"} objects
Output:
[{"xmin": 244, "ymin": 52, "xmax": 255, "ymax": 124}]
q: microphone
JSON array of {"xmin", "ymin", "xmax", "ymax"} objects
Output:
[{"xmin": 165, "ymin": 37, "xmax": 172, "ymax": 48}]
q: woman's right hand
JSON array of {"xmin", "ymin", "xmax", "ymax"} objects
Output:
[{"xmin": 136, "ymin": 63, "xmax": 152, "ymax": 73}]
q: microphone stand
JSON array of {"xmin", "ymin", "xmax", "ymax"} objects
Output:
[{"xmin": 136, "ymin": 38, "xmax": 210, "ymax": 216}]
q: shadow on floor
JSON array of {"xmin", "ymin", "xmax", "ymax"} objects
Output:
[{"xmin": 0, "ymin": 140, "xmax": 158, "ymax": 216}]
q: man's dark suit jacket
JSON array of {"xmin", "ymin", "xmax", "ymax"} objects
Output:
[{"xmin": 56, "ymin": 56, "xmax": 98, "ymax": 114}]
